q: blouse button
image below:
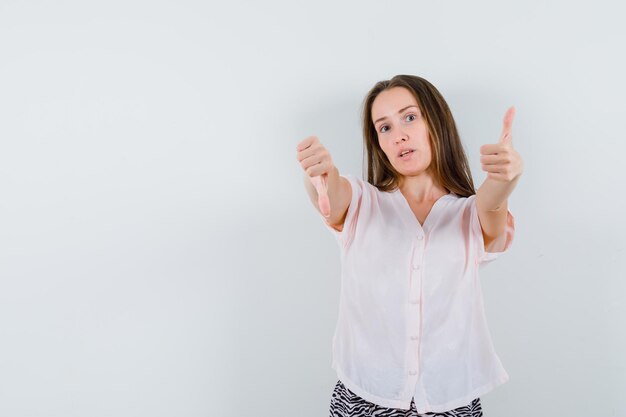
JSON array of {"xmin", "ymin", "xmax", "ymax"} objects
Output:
[
  {"xmin": 410, "ymin": 299, "xmax": 419, "ymax": 305},
  {"xmin": 409, "ymin": 370, "xmax": 417, "ymax": 375},
  {"xmin": 412, "ymin": 264, "xmax": 420, "ymax": 270},
  {"xmin": 411, "ymin": 335, "xmax": 418, "ymax": 340},
  {"xmin": 417, "ymin": 235, "xmax": 424, "ymax": 240}
]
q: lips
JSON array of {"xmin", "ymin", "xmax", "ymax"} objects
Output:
[{"xmin": 398, "ymin": 149, "xmax": 415, "ymax": 157}]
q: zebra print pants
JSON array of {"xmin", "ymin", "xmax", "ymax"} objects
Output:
[{"xmin": 329, "ymin": 380, "xmax": 483, "ymax": 417}]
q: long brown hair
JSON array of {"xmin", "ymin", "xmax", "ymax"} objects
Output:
[{"xmin": 360, "ymin": 75, "xmax": 476, "ymax": 198}]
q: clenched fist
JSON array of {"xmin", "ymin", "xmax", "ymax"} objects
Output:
[{"xmin": 296, "ymin": 135, "xmax": 336, "ymax": 217}]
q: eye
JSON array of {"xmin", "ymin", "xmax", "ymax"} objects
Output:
[{"xmin": 378, "ymin": 113, "xmax": 417, "ymax": 133}]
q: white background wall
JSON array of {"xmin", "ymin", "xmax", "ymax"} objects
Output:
[{"xmin": 1, "ymin": 1, "xmax": 624, "ymax": 416}]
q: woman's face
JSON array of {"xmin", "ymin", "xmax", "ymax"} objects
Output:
[{"xmin": 371, "ymin": 87, "xmax": 433, "ymax": 177}]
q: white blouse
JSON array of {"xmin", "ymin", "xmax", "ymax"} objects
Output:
[{"xmin": 318, "ymin": 174, "xmax": 515, "ymax": 413}]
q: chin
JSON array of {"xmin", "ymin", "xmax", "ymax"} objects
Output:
[{"xmin": 399, "ymin": 167, "xmax": 426, "ymax": 176}]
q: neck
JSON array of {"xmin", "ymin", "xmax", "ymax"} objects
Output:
[{"xmin": 398, "ymin": 175, "xmax": 448, "ymax": 203}]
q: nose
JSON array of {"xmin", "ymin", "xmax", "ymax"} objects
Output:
[{"xmin": 394, "ymin": 133, "xmax": 408, "ymax": 144}]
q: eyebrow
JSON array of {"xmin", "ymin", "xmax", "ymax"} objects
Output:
[{"xmin": 374, "ymin": 105, "xmax": 419, "ymax": 125}]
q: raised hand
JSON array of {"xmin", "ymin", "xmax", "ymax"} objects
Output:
[{"xmin": 479, "ymin": 106, "xmax": 524, "ymax": 182}]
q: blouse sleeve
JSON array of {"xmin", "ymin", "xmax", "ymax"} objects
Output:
[
  {"xmin": 467, "ymin": 194, "xmax": 516, "ymax": 265},
  {"xmin": 318, "ymin": 174, "xmax": 363, "ymax": 250}
]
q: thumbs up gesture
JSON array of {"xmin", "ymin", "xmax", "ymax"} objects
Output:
[{"xmin": 479, "ymin": 106, "xmax": 524, "ymax": 182}]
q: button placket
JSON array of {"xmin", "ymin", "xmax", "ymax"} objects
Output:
[{"xmin": 407, "ymin": 234, "xmax": 424, "ymax": 381}]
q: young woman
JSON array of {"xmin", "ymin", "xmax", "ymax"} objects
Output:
[{"xmin": 296, "ymin": 75, "xmax": 523, "ymax": 417}]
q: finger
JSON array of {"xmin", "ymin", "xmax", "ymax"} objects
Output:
[
  {"xmin": 487, "ymin": 171, "xmax": 507, "ymax": 181},
  {"xmin": 296, "ymin": 145, "xmax": 316, "ymax": 163},
  {"xmin": 480, "ymin": 154, "xmax": 504, "ymax": 165},
  {"xmin": 499, "ymin": 106, "xmax": 516, "ymax": 143},
  {"xmin": 296, "ymin": 135, "xmax": 317, "ymax": 152},
  {"xmin": 310, "ymin": 175, "xmax": 331, "ymax": 217},
  {"xmin": 480, "ymin": 143, "xmax": 507, "ymax": 155},
  {"xmin": 482, "ymin": 162, "xmax": 505, "ymax": 173}
]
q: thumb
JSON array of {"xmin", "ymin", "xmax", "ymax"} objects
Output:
[
  {"xmin": 310, "ymin": 174, "xmax": 331, "ymax": 218},
  {"xmin": 499, "ymin": 106, "xmax": 516, "ymax": 144}
]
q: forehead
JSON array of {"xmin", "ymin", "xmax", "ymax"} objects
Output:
[{"xmin": 371, "ymin": 87, "xmax": 419, "ymax": 119}]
